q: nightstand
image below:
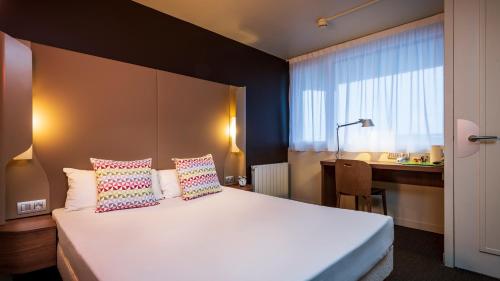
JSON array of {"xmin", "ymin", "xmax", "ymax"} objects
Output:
[
  {"xmin": 0, "ymin": 215, "xmax": 57, "ymax": 274},
  {"xmin": 227, "ymin": 184, "xmax": 254, "ymax": 192}
]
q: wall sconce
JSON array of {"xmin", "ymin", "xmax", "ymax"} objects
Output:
[
  {"xmin": 230, "ymin": 116, "xmax": 240, "ymax": 153},
  {"xmin": 32, "ymin": 110, "xmax": 42, "ymax": 134},
  {"xmin": 13, "ymin": 145, "xmax": 33, "ymax": 160},
  {"xmin": 13, "ymin": 112, "xmax": 38, "ymax": 161}
]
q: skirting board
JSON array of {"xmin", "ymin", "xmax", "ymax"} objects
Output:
[
  {"xmin": 393, "ymin": 216, "xmax": 444, "ymax": 234},
  {"xmin": 291, "ymin": 198, "xmax": 443, "ymax": 234}
]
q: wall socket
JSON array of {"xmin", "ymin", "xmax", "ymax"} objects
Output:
[
  {"xmin": 387, "ymin": 152, "xmax": 408, "ymax": 160},
  {"xmin": 224, "ymin": 176, "xmax": 235, "ymax": 185},
  {"xmin": 17, "ymin": 199, "xmax": 47, "ymax": 215}
]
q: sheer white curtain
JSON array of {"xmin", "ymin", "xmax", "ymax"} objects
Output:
[{"xmin": 289, "ymin": 19, "xmax": 444, "ymax": 153}]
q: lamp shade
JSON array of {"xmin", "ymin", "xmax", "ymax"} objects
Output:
[{"xmin": 360, "ymin": 119, "xmax": 374, "ymax": 127}]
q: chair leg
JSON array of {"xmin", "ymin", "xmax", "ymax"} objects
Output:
[
  {"xmin": 355, "ymin": 196, "xmax": 358, "ymax": 211},
  {"xmin": 336, "ymin": 193, "xmax": 341, "ymax": 208},
  {"xmin": 366, "ymin": 196, "xmax": 372, "ymax": 213},
  {"xmin": 381, "ymin": 190, "xmax": 388, "ymax": 215}
]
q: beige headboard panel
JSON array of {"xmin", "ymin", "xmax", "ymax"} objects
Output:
[
  {"xmin": 156, "ymin": 70, "xmax": 229, "ymax": 177},
  {"xmin": 14, "ymin": 43, "xmax": 233, "ymax": 212},
  {"xmin": 31, "ymin": 43, "xmax": 158, "ymax": 211}
]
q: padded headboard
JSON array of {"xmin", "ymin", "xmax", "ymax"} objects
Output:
[{"xmin": 23, "ymin": 43, "xmax": 232, "ymax": 211}]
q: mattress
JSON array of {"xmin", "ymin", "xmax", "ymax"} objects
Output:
[{"xmin": 52, "ymin": 187, "xmax": 393, "ymax": 281}]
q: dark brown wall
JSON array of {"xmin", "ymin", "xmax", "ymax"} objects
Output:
[{"xmin": 0, "ymin": 0, "xmax": 290, "ymax": 176}]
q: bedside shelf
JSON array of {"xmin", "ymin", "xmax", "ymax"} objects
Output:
[
  {"xmin": 0, "ymin": 215, "xmax": 57, "ymax": 274},
  {"xmin": 227, "ymin": 184, "xmax": 254, "ymax": 192}
]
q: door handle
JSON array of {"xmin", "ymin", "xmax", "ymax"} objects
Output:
[
  {"xmin": 457, "ymin": 119, "xmax": 479, "ymax": 157},
  {"xmin": 468, "ymin": 135, "xmax": 499, "ymax": 142}
]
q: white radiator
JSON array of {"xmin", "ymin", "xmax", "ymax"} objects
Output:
[{"xmin": 251, "ymin": 163, "xmax": 289, "ymax": 198}]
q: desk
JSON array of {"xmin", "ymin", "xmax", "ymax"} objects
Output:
[{"xmin": 320, "ymin": 159, "xmax": 444, "ymax": 207}]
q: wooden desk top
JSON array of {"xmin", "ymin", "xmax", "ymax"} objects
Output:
[{"xmin": 320, "ymin": 159, "xmax": 444, "ymax": 173}]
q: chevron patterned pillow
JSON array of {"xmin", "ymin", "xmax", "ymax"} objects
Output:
[
  {"xmin": 90, "ymin": 158, "xmax": 159, "ymax": 213},
  {"xmin": 173, "ymin": 154, "xmax": 222, "ymax": 200}
]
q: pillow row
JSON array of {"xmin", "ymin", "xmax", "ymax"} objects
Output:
[
  {"xmin": 64, "ymin": 154, "xmax": 222, "ymax": 213},
  {"xmin": 63, "ymin": 168, "xmax": 182, "ymax": 211}
]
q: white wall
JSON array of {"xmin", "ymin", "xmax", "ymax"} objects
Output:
[{"xmin": 289, "ymin": 151, "xmax": 444, "ymax": 233}]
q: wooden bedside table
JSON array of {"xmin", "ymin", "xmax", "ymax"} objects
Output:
[
  {"xmin": 0, "ymin": 215, "xmax": 57, "ymax": 274},
  {"xmin": 227, "ymin": 184, "xmax": 254, "ymax": 192}
]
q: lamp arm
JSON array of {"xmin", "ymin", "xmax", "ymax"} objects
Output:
[
  {"xmin": 336, "ymin": 120, "xmax": 361, "ymax": 159},
  {"xmin": 337, "ymin": 120, "xmax": 362, "ymax": 128}
]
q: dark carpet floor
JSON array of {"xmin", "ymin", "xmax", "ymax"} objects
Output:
[
  {"xmin": 10, "ymin": 225, "xmax": 499, "ymax": 281},
  {"xmin": 387, "ymin": 225, "xmax": 498, "ymax": 281}
]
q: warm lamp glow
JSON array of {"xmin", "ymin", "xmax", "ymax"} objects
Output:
[
  {"xmin": 32, "ymin": 101, "xmax": 56, "ymax": 141},
  {"xmin": 32, "ymin": 93, "xmax": 67, "ymax": 146},
  {"xmin": 229, "ymin": 117, "xmax": 237, "ymax": 139},
  {"xmin": 230, "ymin": 117, "xmax": 240, "ymax": 153},
  {"xmin": 32, "ymin": 110, "xmax": 42, "ymax": 134}
]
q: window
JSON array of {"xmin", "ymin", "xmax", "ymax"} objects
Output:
[{"xmin": 289, "ymin": 20, "xmax": 444, "ymax": 153}]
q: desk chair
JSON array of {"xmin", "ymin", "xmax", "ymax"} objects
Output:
[{"xmin": 335, "ymin": 159, "xmax": 387, "ymax": 215}]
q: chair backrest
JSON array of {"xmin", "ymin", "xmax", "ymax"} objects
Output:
[{"xmin": 335, "ymin": 159, "xmax": 372, "ymax": 196}]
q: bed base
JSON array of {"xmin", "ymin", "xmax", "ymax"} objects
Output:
[
  {"xmin": 58, "ymin": 243, "xmax": 393, "ymax": 281},
  {"xmin": 360, "ymin": 246, "xmax": 393, "ymax": 281},
  {"xmin": 58, "ymin": 245, "xmax": 78, "ymax": 281}
]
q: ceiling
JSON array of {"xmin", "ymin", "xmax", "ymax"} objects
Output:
[{"xmin": 132, "ymin": 0, "xmax": 443, "ymax": 59}]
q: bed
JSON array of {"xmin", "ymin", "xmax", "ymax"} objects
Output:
[{"xmin": 52, "ymin": 187, "xmax": 393, "ymax": 281}]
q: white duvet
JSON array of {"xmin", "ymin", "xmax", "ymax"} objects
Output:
[{"xmin": 53, "ymin": 187, "xmax": 393, "ymax": 281}]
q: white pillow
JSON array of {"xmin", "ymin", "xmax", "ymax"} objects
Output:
[
  {"xmin": 158, "ymin": 169, "xmax": 182, "ymax": 198},
  {"xmin": 151, "ymin": 169, "xmax": 164, "ymax": 200},
  {"xmin": 63, "ymin": 168, "xmax": 98, "ymax": 211},
  {"xmin": 64, "ymin": 168, "xmax": 164, "ymax": 211}
]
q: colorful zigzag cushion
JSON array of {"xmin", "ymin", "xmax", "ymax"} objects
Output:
[
  {"xmin": 90, "ymin": 158, "xmax": 159, "ymax": 213},
  {"xmin": 173, "ymin": 154, "xmax": 222, "ymax": 200}
]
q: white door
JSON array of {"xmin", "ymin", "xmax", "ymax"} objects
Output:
[{"xmin": 454, "ymin": 0, "xmax": 500, "ymax": 278}]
